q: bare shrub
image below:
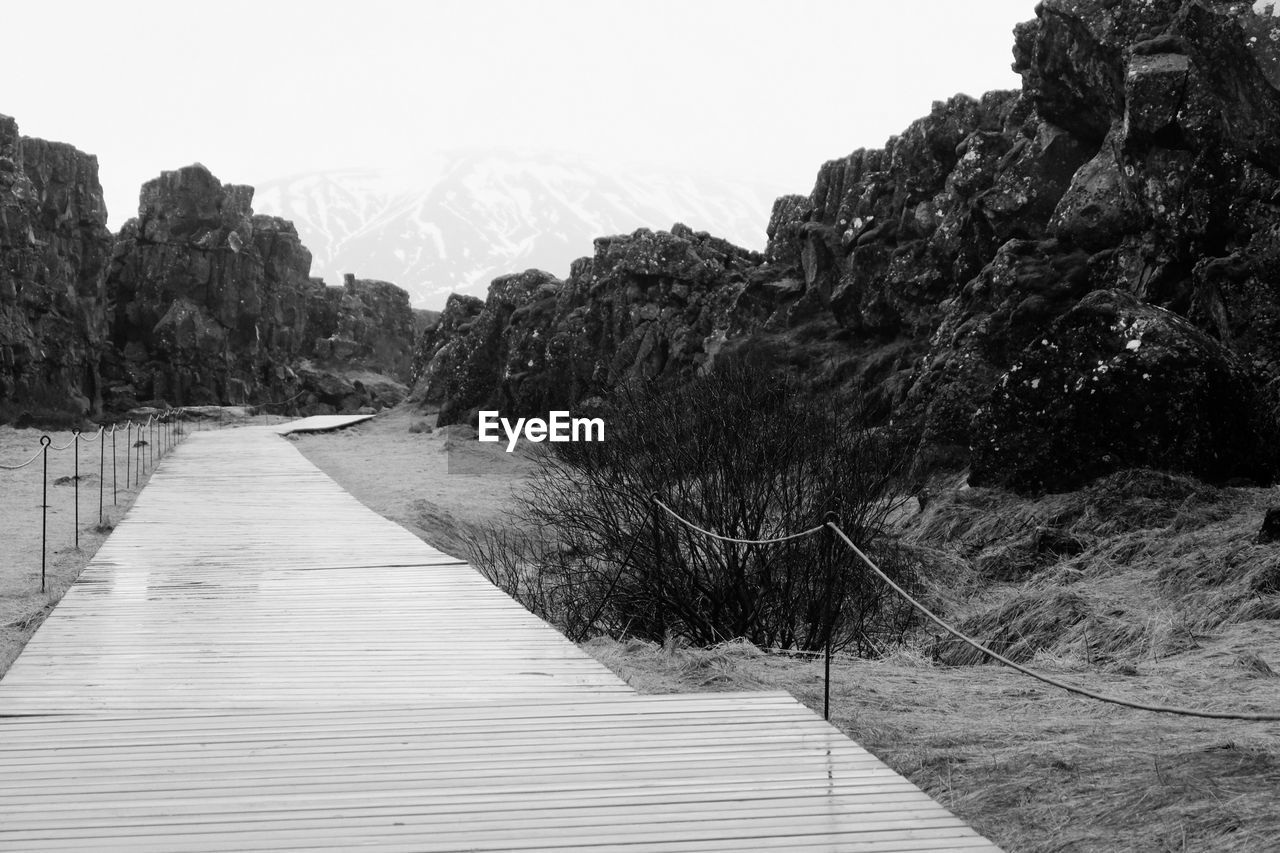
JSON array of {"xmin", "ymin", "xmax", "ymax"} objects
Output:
[
  {"xmin": 460, "ymin": 522, "xmax": 605, "ymax": 642},
  {"xmin": 509, "ymin": 350, "xmax": 919, "ymax": 655}
]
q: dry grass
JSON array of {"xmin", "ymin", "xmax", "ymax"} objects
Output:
[
  {"xmin": 292, "ymin": 406, "xmax": 536, "ymax": 559},
  {"xmin": 0, "ymin": 424, "xmax": 163, "ymax": 677},
  {"xmin": 574, "ymin": 470, "xmax": 1280, "ymax": 851},
  {"xmin": 584, "ymin": 632, "xmax": 1280, "ymax": 853},
  {"xmin": 910, "ymin": 471, "xmax": 1280, "ymax": 672}
]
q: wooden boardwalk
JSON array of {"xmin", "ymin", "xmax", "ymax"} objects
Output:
[
  {"xmin": 272, "ymin": 414, "xmax": 376, "ymax": 434},
  {"xmin": 0, "ymin": 423, "xmax": 1001, "ymax": 852}
]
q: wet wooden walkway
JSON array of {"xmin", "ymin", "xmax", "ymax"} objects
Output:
[{"xmin": 0, "ymin": 423, "xmax": 1001, "ymax": 852}]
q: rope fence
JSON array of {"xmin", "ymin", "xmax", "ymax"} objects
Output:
[
  {"xmin": 0, "ymin": 409, "xmax": 189, "ymax": 593},
  {"xmin": 653, "ymin": 498, "xmax": 826, "ymax": 545},
  {"xmin": 652, "ymin": 495, "xmax": 1280, "ymax": 723},
  {"xmin": 0, "ymin": 447, "xmax": 42, "ymax": 471},
  {"xmin": 248, "ymin": 388, "xmax": 307, "ymax": 416}
]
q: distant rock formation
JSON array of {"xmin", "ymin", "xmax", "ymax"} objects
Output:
[
  {"xmin": 104, "ymin": 164, "xmax": 319, "ymax": 409},
  {"xmin": 0, "ymin": 115, "xmax": 112, "ymax": 423},
  {"xmin": 412, "ymin": 225, "xmax": 762, "ymax": 425},
  {"xmin": 418, "ymin": 0, "xmax": 1280, "ymax": 493},
  {"xmin": 103, "ymin": 164, "xmax": 417, "ymax": 414},
  {"xmin": 0, "ymin": 139, "xmax": 417, "ymax": 421}
]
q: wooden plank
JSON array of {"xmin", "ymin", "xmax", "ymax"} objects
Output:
[
  {"xmin": 271, "ymin": 414, "xmax": 375, "ymax": 434},
  {"xmin": 0, "ymin": 425, "xmax": 1001, "ymax": 852}
]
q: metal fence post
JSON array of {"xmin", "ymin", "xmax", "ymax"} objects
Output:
[
  {"xmin": 98, "ymin": 428, "xmax": 104, "ymax": 526},
  {"xmin": 822, "ymin": 511, "xmax": 839, "ymax": 721},
  {"xmin": 40, "ymin": 436, "xmax": 50, "ymax": 593},
  {"xmin": 73, "ymin": 430, "xmax": 80, "ymax": 550},
  {"xmin": 112, "ymin": 425, "xmax": 117, "ymax": 505}
]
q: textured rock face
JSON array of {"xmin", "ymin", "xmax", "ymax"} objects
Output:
[
  {"xmin": 419, "ymin": 226, "xmax": 764, "ymax": 425},
  {"xmin": 970, "ymin": 290, "xmax": 1275, "ymax": 492},
  {"xmin": 104, "ymin": 165, "xmax": 415, "ymax": 412},
  {"xmin": 410, "ymin": 292, "xmax": 484, "ymax": 408},
  {"xmin": 311, "ymin": 274, "xmax": 415, "ymax": 380},
  {"xmin": 0, "ymin": 115, "xmax": 113, "ymax": 421},
  {"xmin": 0, "ymin": 127, "xmax": 418, "ymax": 420},
  {"xmin": 417, "ymin": 0, "xmax": 1280, "ymax": 490},
  {"xmin": 105, "ymin": 165, "xmax": 319, "ymax": 407}
]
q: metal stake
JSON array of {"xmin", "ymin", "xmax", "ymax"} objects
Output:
[
  {"xmin": 98, "ymin": 428, "xmax": 104, "ymax": 525},
  {"xmin": 822, "ymin": 512, "xmax": 839, "ymax": 721},
  {"xmin": 73, "ymin": 430, "xmax": 80, "ymax": 550},
  {"xmin": 40, "ymin": 436, "xmax": 50, "ymax": 593}
]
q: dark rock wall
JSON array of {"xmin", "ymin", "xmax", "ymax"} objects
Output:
[
  {"xmin": 0, "ymin": 138, "xmax": 417, "ymax": 420},
  {"xmin": 103, "ymin": 164, "xmax": 415, "ymax": 412},
  {"xmin": 419, "ymin": 0, "xmax": 1280, "ymax": 492},
  {"xmin": 416, "ymin": 225, "xmax": 763, "ymax": 425},
  {"xmin": 311, "ymin": 274, "xmax": 415, "ymax": 381},
  {"xmin": 0, "ymin": 115, "xmax": 112, "ymax": 421},
  {"xmin": 105, "ymin": 165, "xmax": 320, "ymax": 407},
  {"xmin": 9, "ymin": 0, "xmax": 1280, "ymax": 492}
]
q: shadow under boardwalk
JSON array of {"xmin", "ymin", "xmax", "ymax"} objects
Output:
[{"xmin": 0, "ymin": 423, "xmax": 1001, "ymax": 852}]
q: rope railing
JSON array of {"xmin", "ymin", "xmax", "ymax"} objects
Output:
[
  {"xmin": 653, "ymin": 498, "xmax": 827, "ymax": 545},
  {"xmin": 251, "ymin": 389, "xmax": 307, "ymax": 411},
  {"xmin": 0, "ymin": 447, "xmax": 43, "ymax": 471},
  {"xmin": 0, "ymin": 409, "xmax": 189, "ymax": 592},
  {"xmin": 652, "ymin": 494, "xmax": 1280, "ymax": 723}
]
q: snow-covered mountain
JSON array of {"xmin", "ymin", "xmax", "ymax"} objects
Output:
[{"xmin": 252, "ymin": 150, "xmax": 784, "ymax": 309}]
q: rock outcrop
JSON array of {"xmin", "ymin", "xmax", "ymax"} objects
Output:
[
  {"xmin": 416, "ymin": 226, "xmax": 763, "ymax": 425},
  {"xmin": 417, "ymin": 0, "xmax": 1280, "ymax": 491},
  {"xmin": 311, "ymin": 274, "xmax": 415, "ymax": 379},
  {"xmin": 104, "ymin": 164, "xmax": 415, "ymax": 414},
  {"xmin": 1, "ymin": 144, "xmax": 418, "ymax": 421},
  {"xmin": 0, "ymin": 115, "xmax": 113, "ymax": 422},
  {"xmin": 105, "ymin": 165, "xmax": 318, "ymax": 408},
  {"xmin": 970, "ymin": 290, "xmax": 1275, "ymax": 492}
]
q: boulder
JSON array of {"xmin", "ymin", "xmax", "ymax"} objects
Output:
[
  {"xmin": 1257, "ymin": 508, "xmax": 1280, "ymax": 545},
  {"xmin": 970, "ymin": 290, "xmax": 1276, "ymax": 492}
]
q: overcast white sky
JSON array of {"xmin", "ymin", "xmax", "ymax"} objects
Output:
[{"xmin": 4, "ymin": 0, "xmax": 1037, "ymax": 229}]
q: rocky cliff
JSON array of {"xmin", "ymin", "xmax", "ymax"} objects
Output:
[
  {"xmin": 104, "ymin": 164, "xmax": 322, "ymax": 409},
  {"xmin": 414, "ymin": 226, "xmax": 762, "ymax": 424},
  {"xmin": 0, "ymin": 142, "xmax": 417, "ymax": 421},
  {"xmin": 104, "ymin": 164, "xmax": 417, "ymax": 414},
  {"xmin": 0, "ymin": 115, "xmax": 112, "ymax": 423},
  {"xmin": 416, "ymin": 0, "xmax": 1280, "ymax": 493}
]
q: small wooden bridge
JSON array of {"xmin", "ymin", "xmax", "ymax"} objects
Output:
[{"xmin": 0, "ymin": 420, "xmax": 1000, "ymax": 852}]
